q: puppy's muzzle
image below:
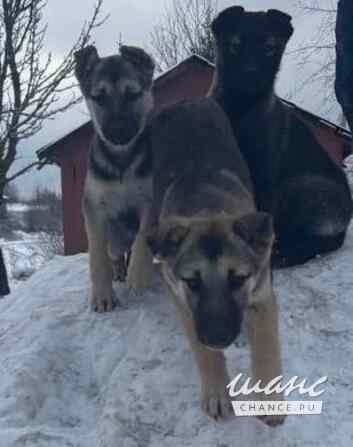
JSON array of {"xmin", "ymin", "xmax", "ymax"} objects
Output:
[
  {"xmin": 104, "ymin": 119, "xmax": 139, "ymax": 145},
  {"xmin": 195, "ymin": 309, "xmax": 243, "ymax": 350}
]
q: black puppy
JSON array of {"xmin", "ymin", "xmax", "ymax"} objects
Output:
[{"xmin": 210, "ymin": 6, "xmax": 353, "ymax": 267}]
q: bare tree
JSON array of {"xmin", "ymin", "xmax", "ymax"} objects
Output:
[
  {"xmin": 25, "ymin": 186, "xmax": 62, "ymax": 233},
  {"xmin": 0, "ymin": 0, "xmax": 106, "ymax": 204},
  {"xmin": 291, "ymin": 0, "xmax": 338, "ymax": 116},
  {"xmin": 150, "ymin": 0, "xmax": 218, "ymax": 72},
  {"xmin": 3, "ymin": 181, "xmax": 19, "ymax": 202}
]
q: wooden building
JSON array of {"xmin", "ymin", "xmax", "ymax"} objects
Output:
[{"xmin": 37, "ymin": 55, "xmax": 352, "ymax": 256}]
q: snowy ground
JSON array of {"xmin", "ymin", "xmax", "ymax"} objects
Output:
[
  {"xmin": 1, "ymin": 232, "xmax": 54, "ymax": 289},
  {"xmin": 0, "ymin": 221, "xmax": 353, "ymax": 446},
  {"xmin": 1, "ymin": 202, "xmax": 63, "ymax": 289},
  {"xmin": 6, "ymin": 203, "xmax": 31, "ymax": 213}
]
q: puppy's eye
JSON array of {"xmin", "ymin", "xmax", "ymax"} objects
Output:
[
  {"xmin": 266, "ymin": 47, "xmax": 277, "ymax": 56},
  {"xmin": 228, "ymin": 270, "xmax": 249, "ymax": 290},
  {"xmin": 230, "ymin": 35, "xmax": 241, "ymax": 46},
  {"xmin": 229, "ymin": 35, "xmax": 241, "ymax": 54},
  {"xmin": 182, "ymin": 276, "xmax": 202, "ymax": 292},
  {"xmin": 91, "ymin": 89, "xmax": 106, "ymax": 103},
  {"xmin": 125, "ymin": 88, "xmax": 142, "ymax": 101},
  {"xmin": 265, "ymin": 38, "xmax": 277, "ymax": 55}
]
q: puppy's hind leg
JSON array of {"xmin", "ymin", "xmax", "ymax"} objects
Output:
[
  {"xmin": 106, "ymin": 228, "xmax": 129, "ymax": 283},
  {"xmin": 127, "ymin": 230, "xmax": 155, "ymax": 291},
  {"xmin": 273, "ymin": 175, "xmax": 353, "ymax": 267},
  {"xmin": 127, "ymin": 209, "xmax": 156, "ymax": 291}
]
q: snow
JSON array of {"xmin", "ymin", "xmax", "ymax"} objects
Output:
[
  {"xmin": 6, "ymin": 203, "xmax": 31, "ymax": 213},
  {"xmin": 1, "ymin": 232, "xmax": 53, "ymax": 289},
  {"xmin": 1, "ymin": 222, "xmax": 353, "ymax": 446}
]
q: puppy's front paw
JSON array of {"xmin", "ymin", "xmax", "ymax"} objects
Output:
[
  {"xmin": 201, "ymin": 379, "xmax": 232, "ymax": 421},
  {"xmin": 257, "ymin": 414, "xmax": 286, "ymax": 427},
  {"xmin": 255, "ymin": 391, "xmax": 287, "ymax": 427},
  {"xmin": 91, "ymin": 291, "xmax": 118, "ymax": 313}
]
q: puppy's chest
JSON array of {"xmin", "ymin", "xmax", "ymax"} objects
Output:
[{"xmin": 85, "ymin": 169, "xmax": 152, "ymax": 216}]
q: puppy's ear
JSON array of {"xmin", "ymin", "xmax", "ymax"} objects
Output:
[
  {"xmin": 211, "ymin": 6, "xmax": 245, "ymax": 38},
  {"xmin": 147, "ymin": 221, "xmax": 189, "ymax": 260},
  {"xmin": 74, "ymin": 45, "xmax": 99, "ymax": 84},
  {"xmin": 120, "ymin": 46, "xmax": 155, "ymax": 88},
  {"xmin": 267, "ymin": 9, "xmax": 294, "ymax": 40},
  {"xmin": 233, "ymin": 212, "xmax": 274, "ymax": 260}
]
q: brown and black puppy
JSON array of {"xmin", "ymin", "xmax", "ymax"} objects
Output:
[
  {"xmin": 147, "ymin": 98, "xmax": 284, "ymax": 426},
  {"xmin": 210, "ymin": 6, "xmax": 353, "ymax": 267},
  {"xmin": 75, "ymin": 45, "xmax": 155, "ymax": 312}
]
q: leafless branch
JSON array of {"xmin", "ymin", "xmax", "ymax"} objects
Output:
[
  {"xmin": 292, "ymin": 0, "xmax": 337, "ymax": 115},
  {"xmin": 150, "ymin": 0, "xmax": 218, "ymax": 72},
  {"xmin": 5, "ymin": 159, "xmax": 47, "ymax": 183},
  {"xmin": 0, "ymin": 0, "xmax": 106, "ymax": 202}
]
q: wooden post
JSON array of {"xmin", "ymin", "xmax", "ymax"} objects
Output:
[{"xmin": 0, "ymin": 248, "xmax": 10, "ymax": 297}]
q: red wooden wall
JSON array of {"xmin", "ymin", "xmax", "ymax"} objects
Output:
[{"xmin": 58, "ymin": 125, "xmax": 92, "ymax": 255}]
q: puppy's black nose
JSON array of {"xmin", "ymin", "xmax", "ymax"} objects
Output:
[{"xmin": 197, "ymin": 315, "xmax": 242, "ymax": 349}]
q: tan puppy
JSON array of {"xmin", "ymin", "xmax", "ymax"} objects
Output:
[
  {"xmin": 75, "ymin": 45, "xmax": 155, "ymax": 312},
  {"xmin": 147, "ymin": 98, "xmax": 284, "ymax": 426}
]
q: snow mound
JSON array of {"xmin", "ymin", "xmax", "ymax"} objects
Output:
[{"xmin": 1, "ymin": 225, "xmax": 353, "ymax": 446}]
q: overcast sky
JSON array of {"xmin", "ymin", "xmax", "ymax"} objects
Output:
[{"xmin": 12, "ymin": 0, "xmax": 339, "ymax": 198}]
